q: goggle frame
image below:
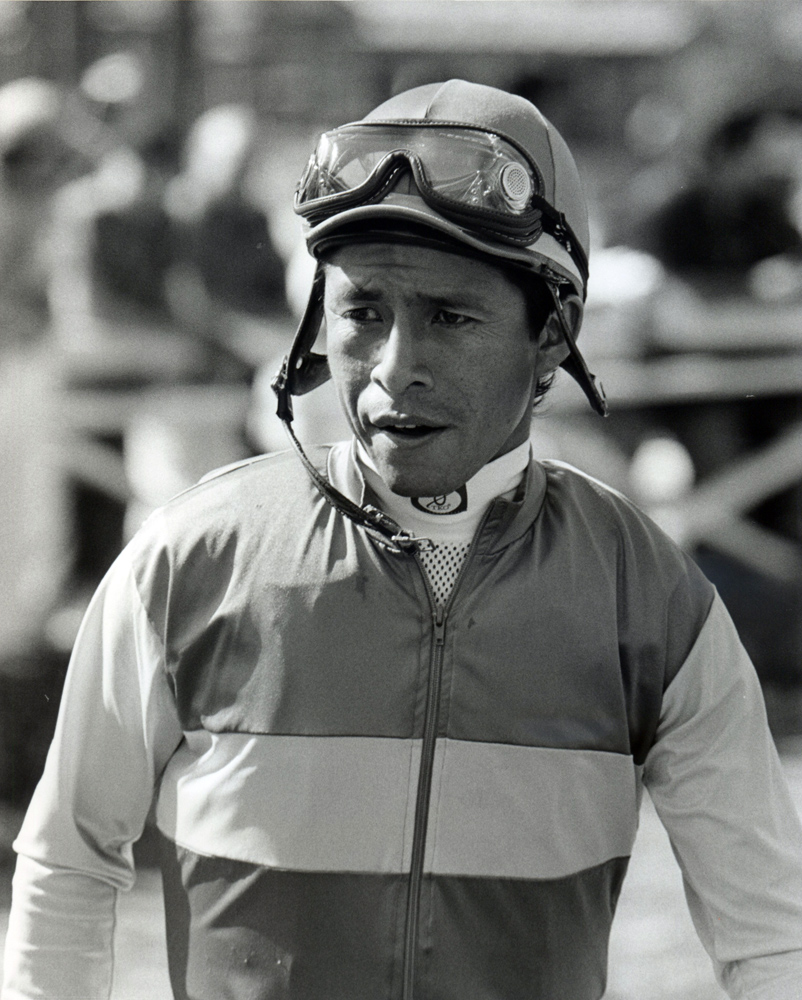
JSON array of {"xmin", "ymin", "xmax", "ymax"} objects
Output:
[{"xmin": 295, "ymin": 121, "xmax": 588, "ymax": 285}]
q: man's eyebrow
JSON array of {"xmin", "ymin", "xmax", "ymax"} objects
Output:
[
  {"xmin": 331, "ymin": 284, "xmax": 487, "ymax": 311},
  {"xmin": 427, "ymin": 293, "xmax": 483, "ymax": 311},
  {"xmin": 333, "ymin": 286, "xmax": 383, "ymax": 302}
]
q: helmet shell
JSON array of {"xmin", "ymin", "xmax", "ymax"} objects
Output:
[{"xmin": 302, "ymin": 79, "xmax": 590, "ymax": 298}]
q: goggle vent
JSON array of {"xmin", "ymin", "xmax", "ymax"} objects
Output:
[{"xmin": 499, "ymin": 162, "xmax": 531, "ymax": 212}]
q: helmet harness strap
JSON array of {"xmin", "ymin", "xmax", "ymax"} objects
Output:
[
  {"xmin": 274, "ymin": 405, "xmax": 431, "ymax": 556},
  {"xmin": 546, "ymin": 283, "xmax": 608, "ymax": 417},
  {"xmin": 271, "ymin": 267, "xmax": 431, "ymax": 556}
]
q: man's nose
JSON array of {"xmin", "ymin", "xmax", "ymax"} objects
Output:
[{"xmin": 370, "ymin": 320, "xmax": 433, "ymax": 395}]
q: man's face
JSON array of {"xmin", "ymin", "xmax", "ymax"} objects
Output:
[{"xmin": 323, "ymin": 242, "xmax": 553, "ymax": 497}]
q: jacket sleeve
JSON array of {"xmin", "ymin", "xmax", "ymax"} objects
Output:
[
  {"xmin": 1, "ymin": 520, "xmax": 184, "ymax": 1000},
  {"xmin": 643, "ymin": 592, "xmax": 802, "ymax": 1000}
]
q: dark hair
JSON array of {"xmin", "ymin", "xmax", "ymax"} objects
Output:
[
  {"xmin": 500, "ymin": 265, "xmax": 554, "ymax": 338},
  {"xmin": 501, "ymin": 265, "xmax": 558, "ymax": 407}
]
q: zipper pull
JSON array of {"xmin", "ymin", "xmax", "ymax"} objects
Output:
[{"xmin": 434, "ymin": 605, "xmax": 446, "ymax": 644}]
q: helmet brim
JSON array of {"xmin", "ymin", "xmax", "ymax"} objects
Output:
[{"xmin": 304, "ymin": 193, "xmax": 585, "ymax": 298}]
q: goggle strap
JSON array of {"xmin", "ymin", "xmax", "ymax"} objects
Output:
[
  {"xmin": 535, "ymin": 201, "xmax": 589, "ymax": 286},
  {"xmin": 547, "ymin": 284, "xmax": 608, "ymax": 417}
]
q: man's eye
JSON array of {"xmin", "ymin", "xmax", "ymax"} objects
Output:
[
  {"xmin": 434, "ymin": 310, "xmax": 470, "ymax": 327},
  {"xmin": 343, "ymin": 307, "xmax": 382, "ymax": 323}
]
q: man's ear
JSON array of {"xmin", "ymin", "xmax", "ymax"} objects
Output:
[{"xmin": 535, "ymin": 292, "xmax": 584, "ymax": 375}]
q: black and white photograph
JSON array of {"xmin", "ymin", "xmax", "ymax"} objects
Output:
[{"xmin": 1, "ymin": 2, "xmax": 802, "ymax": 998}]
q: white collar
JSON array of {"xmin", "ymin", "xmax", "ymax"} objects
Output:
[{"xmin": 350, "ymin": 438, "xmax": 531, "ymax": 545}]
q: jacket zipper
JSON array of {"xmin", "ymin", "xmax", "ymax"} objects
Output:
[{"xmin": 401, "ymin": 528, "xmax": 487, "ymax": 1000}]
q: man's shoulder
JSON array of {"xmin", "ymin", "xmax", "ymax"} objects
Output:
[
  {"xmin": 540, "ymin": 458, "xmax": 646, "ymax": 525},
  {"xmin": 171, "ymin": 446, "xmax": 328, "ymax": 515},
  {"xmin": 538, "ymin": 458, "xmax": 715, "ymax": 693},
  {"xmin": 124, "ymin": 446, "xmax": 336, "ymax": 612},
  {"xmin": 129, "ymin": 446, "xmax": 333, "ymax": 559},
  {"xmin": 538, "ymin": 457, "xmax": 710, "ymax": 578}
]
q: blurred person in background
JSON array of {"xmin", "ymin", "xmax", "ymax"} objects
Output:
[
  {"xmin": 0, "ymin": 77, "xmax": 100, "ymax": 801},
  {"xmin": 43, "ymin": 51, "xmax": 185, "ymax": 615},
  {"xmin": 119, "ymin": 103, "xmax": 291, "ymax": 538},
  {"xmin": 48, "ymin": 50, "xmax": 174, "ymax": 327},
  {"xmin": 4, "ymin": 80, "xmax": 802, "ymax": 1000},
  {"xmin": 639, "ymin": 98, "xmax": 802, "ymax": 697},
  {"xmin": 647, "ymin": 100, "xmax": 802, "ymax": 291},
  {"xmin": 164, "ymin": 102, "xmax": 287, "ymax": 323}
]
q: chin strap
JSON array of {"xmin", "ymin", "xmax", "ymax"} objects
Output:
[
  {"xmin": 271, "ymin": 270, "xmax": 431, "ymax": 556},
  {"xmin": 547, "ymin": 284, "xmax": 608, "ymax": 417},
  {"xmin": 277, "ymin": 413, "xmax": 432, "ymax": 555},
  {"xmin": 271, "ymin": 266, "xmax": 329, "ymax": 420}
]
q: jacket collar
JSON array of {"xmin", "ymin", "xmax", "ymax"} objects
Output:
[
  {"xmin": 326, "ymin": 439, "xmax": 548, "ymax": 555},
  {"xmin": 476, "ymin": 456, "xmax": 548, "ymax": 554}
]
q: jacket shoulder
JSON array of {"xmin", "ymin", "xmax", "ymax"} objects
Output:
[
  {"xmin": 541, "ymin": 459, "xmax": 644, "ymax": 519},
  {"xmin": 166, "ymin": 446, "xmax": 327, "ymax": 517},
  {"xmin": 541, "ymin": 459, "xmax": 691, "ymax": 554},
  {"xmin": 539, "ymin": 459, "xmax": 716, "ymax": 690},
  {"xmin": 124, "ymin": 448, "xmax": 331, "ymax": 635}
]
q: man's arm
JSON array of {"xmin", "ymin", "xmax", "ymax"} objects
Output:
[
  {"xmin": 2, "ymin": 525, "xmax": 183, "ymax": 1000},
  {"xmin": 644, "ymin": 592, "xmax": 802, "ymax": 1000}
]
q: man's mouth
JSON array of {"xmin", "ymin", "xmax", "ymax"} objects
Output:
[
  {"xmin": 372, "ymin": 417, "xmax": 447, "ymax": 442},
  {"xmin": 383, "ymin": 424, "xmax": 439, "ymax": 439}
]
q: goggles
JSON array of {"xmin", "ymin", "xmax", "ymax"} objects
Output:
[{"xmin": 295, "ymin": 122, "xmax": 587, "ymax": 283}]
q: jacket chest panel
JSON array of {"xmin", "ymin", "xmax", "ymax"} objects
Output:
[
  {"xmin": 169, "ymin": 555, "xmax": 433, "ymax": 737},
  {"xmin": 442, "ymin": 597, "xmax": 630, "ymax": 752},
  {"xmin": 435, "ymin": 548, "xmax": 634, "ymax": 753}
]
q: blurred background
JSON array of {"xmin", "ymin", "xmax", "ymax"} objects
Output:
[{"xmin": 1, "ymin": 1, "xmax": 802, "ymax": 997}]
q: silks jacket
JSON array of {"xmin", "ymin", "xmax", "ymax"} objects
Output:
[{"xmin": 5, "ymin": 444, "xmax": 802, "ymax": 1000}]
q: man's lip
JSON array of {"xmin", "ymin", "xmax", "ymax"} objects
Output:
[
  {"xmin": 371, "ymin": 415, "xmax": 447, "ymax": 431},
  {"xmin": 369, "ymin": 420, "xmax": 448, "ymax": 445}
]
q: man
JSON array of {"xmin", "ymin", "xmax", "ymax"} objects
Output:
[{"xmin": 4, "ymin": 79, "xmax": 802, "ymax": 1000}]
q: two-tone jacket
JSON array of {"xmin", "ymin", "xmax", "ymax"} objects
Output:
[{"xmin": 5, "ymin": 444, "xmax": 802, "ymax": 1000}]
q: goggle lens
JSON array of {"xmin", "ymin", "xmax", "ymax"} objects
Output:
[{"xmin": 297, "ymin": 124, "xmax": 538, "ymax": 218}]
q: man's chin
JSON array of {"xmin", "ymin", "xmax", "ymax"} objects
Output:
[
  {"xmin": 371, "ymin": 459, "xmax": 464, "ymax": 499},
  {"xmin": 363, "ymin": 433, "xmax": 478, "ymax": 498}
]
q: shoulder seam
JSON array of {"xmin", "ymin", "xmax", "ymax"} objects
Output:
[
  {"xmin": 121, "ymin": 538, "xmax": 169, "ymax": 662},
  {"xmin": 541, "ymin": 458, "xmax": 631, "ymax": 505},
  {"xmin": 168, "ymin": 447, "xmax": 333, "ymax": 504}
]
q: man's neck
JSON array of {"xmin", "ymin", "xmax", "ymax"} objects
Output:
[{"xmin": 354, "ymin": 439, "xmax": 531, "ymax": 545}]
